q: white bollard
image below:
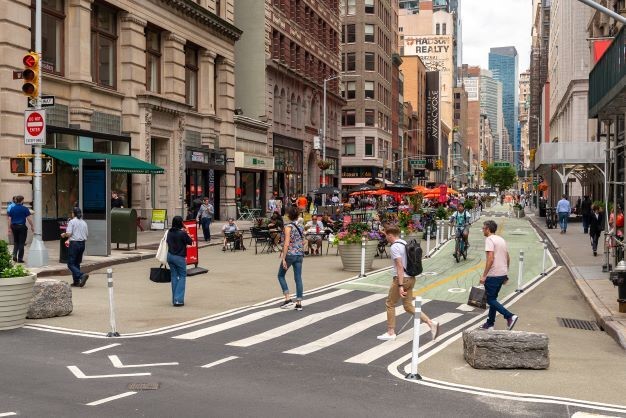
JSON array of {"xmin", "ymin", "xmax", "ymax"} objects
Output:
[
  {"xmin": 435, "ymin": 221, "xmax": 441, "ymax": 248},
  {"xmin": 107, "ymin": 268, "xmax": 120, "ymax": 337},
  {"xmin": 405, "ymin": 296, "xmax": 423, "ymax": 380},
  {"xmin": 516, "ymin": 250, "xmax": 524, "ymax": 293},
  {"xmin": 447, "ymin": 222, "xmax": 452, "ymax": 241},
  {"xmin": 426, "ymin": 226, "xmax": 431, "ymax": 256},
  {"xmin": 359, "ymin": 237, "xmax": 366, "ymax": 278},
  {"xmin": 541, "ymin": 241, "xmax": 547, "ymax": 276}
]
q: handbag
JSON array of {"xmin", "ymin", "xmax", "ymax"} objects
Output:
[
  {"xmin": 467, "ymin": 285, "xmax": 487, "ymax": 309},
  {"xmin": 150, "ymin": 264, "xmax": 171, "ymax": 283},
  {"xmin": 156, "ymin": 230, "xmax": 169, "ymax": 264}
]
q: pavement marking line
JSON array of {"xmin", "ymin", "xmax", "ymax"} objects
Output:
[
  {"xmin": 173, "ymin": 289, "xmax": 353, "ymax": 340},
  {"xmin": 67, "ymin": 365, "xmax": 151, "ymax": 379},
  {"xmin": 343, "ymin": 282, "xmax": 390, "ymax": 289},
  {"xmin": 0, "ymin": 413, "xmax": 17, "ymax": 417},
  {"xmin": 82, "ymin": 343, "xmax": 121, "ymax": 354},
  {"xmin": 345, "ymin": 312, "xmax": 462, "ymax": 364},
  {"xmin": 201, "ymin": 355, "xmax": 239, "ymax": 368},
  {"xmin": 86, "ymin": 391, "xmax": 137, "ymax": 406},
  {"xmin": 413, "ymin": 263, "xmax": 484, "ymax": 296},
  {"xmin": 226, "ymin": 293, "xmax": 385, "ymax": 348},
  {"xmin": 455, "ymin": 304, "xmax": 475, "ymax": 312},
  {"xmin": 108, "ymin": 355, "xmax": 178, "ymax": 368},
  {"xmin": 571, "ymin": 413, "xmax": 621, "ymax": 418},
  {"xmin": 284, "ymin": 300, "xmax": 431, "ymax": 356}
]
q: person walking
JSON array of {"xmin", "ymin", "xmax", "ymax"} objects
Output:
[
  {"xmin": 479, "ymin": 220, "xmax": 518, "ymax": 330},
  {"xmin": 589, "ymin": 204, "xmax": 605, "ymax": 257},
  {"xmin": 556, "ymin": 194, "xmax": 571, "ymax": 234},
  {"xmin": 111, "ymin": 191, "xmax": 124, "ymax": 208},
  {"xmin": 377, "ymin": 226, "xmax": 439, "ymax": 341},
  {"xmin": 196, "ymin": 197, "xmax": 214, "ymax": 242},
  {"xmin": 61, "ymin": 207, "xmax": 89, "ymax": 287},
  {"xmin": 167, "ymin": 216, "xmax": 193, "ymax": 307},
  {"xmin": 7, "ymin": 195, "xmax": 34, "ymax": 263},
  {"xmin": 581, "ymin": 195, "xmax": 592, "ymax": 234},
  {"xmin": 277, "ymin": 206, "xmax": 305, "ymax": 311}
]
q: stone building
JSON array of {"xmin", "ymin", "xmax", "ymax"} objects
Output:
[{"xmin": 0, "ymin": 0, "xmax": 241, "ymax": 238}]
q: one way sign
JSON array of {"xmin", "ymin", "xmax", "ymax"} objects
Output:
[{"xmin": 27, "ymin": 95, "xmax": 55, "ymax": 108}]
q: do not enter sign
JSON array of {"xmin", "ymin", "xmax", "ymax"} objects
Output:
[{"xmin": 24, "ymin": 109, "xmax": 46, "ymax": 145}]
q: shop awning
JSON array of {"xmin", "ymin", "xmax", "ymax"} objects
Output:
[{"xmin": 42, "ymin": 149, "xmax": 164, "ymax": 174}]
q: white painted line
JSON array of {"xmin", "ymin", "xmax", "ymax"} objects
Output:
[
  {"xmin": 173, "ymin": 289, "xmax": 352, "ymax": 340},
  {"xmin": 343, "ymin": 282, "xmax": 390, "ymax": 289},
  {"xmin": 345, "ymin": 312, "xmax": 462, "ymax": 364},
  {"xmin": 67, "ymin": 365, "xmax": 151, "ymax": 379},
  {"xmin": 201, "ymin": 356, "xmax": 239, "ymax": 368},
  {"xmin": 570, "ymin": 412, "xmax": 621, "ymax": 418},
  {"xmin": 285, "ymin": 301, "xmax": 431, "ymax": 356},
  {"xmin": 86, "ymin": 391, "xmax": 137, "ymax": 406},
  {"xmin": 227, "ymin": 293, "xmax": 385, "ymax": 347},
  {"xmin": 456, "ymin": 304, "xmax": 475, "ymax": 312},
  {"xmin": 82, "ymin": 343, "xmax": 121, "ymax": 354},
  {"xmin": 108, "ymin": 355, "xmax": 178, "ymax": 368},
  {"xmin": 0, "ymin": 413, "xmax": 17, "ymax": 417}
]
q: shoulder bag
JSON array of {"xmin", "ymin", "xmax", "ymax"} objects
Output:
[{"xmin": 156, "ymin": 230, "xmax": 169, "ymax": 264}]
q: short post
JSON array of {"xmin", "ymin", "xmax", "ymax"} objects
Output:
[
  {"xmin": 107, "ymin": 268, "xmax": 120, "ymax": 337},
  {"xmin": 405, "ymin": 296, "xmax": 423, "ymax": 380},
  {"xmin": 447, "ymin": 222, "xmax": 452, "ymax": 241},
  {"xmin": 541, "ymin": 240, "xmax": 547, "ymax": 276},
  {"xmin": 435, "ymin": 222, "xmax": 440, "ymax": 248},
  {"xmin": 516, "ymin": 250, "xmax": 525, "ymax": 293},
  {"xmin": 359, "ymin": 236, "xmax": 366, "ymax": 278},
  {"xmin": 426, "ymin": 226, "xmax": 431, "ymax": 257},
  {"xmin": 603, "ymin": 232, "xmax": 612, "ymax": 273}
]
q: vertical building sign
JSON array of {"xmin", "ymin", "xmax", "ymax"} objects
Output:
[{"xmin": 426, "ymin": 71, "xmax": 441, "ymax": 158}]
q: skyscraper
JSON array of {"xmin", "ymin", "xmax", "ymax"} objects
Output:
[
  {"xmin": 479, "ymin": 69, "xmax": 503, "ymax": 162},
  {"xmin": 489, "ymin": 46, "xmax": 519, "ymax": 167}
]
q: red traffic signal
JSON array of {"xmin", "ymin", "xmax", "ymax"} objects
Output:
[
  {"xmin": 21, "ymin": 52, "xmax": 39, "ymax": 98},
  {"xmin": 23, "ymin": 53, "xmax": 37, "ymax": 68},
  {"xmin": 10, "ymin": 157, "xmax": 27, "ymax": 174}
]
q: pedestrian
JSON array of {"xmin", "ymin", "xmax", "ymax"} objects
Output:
[
  {"xmin": 61, "ymin": 207, "xmax": 89, "ymax": 287},
  {"xmin": 581, "ymin": 195, "xmax": 592, "ymax": 234},
  {"xmin": 6, "ymin": 196, "xmax": 17, "ymax": 242},
  {"xmin": 7, "ymin": 195, "xmax": 34, "ymax": 263},
  {"xmin": 589, "ymin": 204, "xmax": 605, "ymax": 256},
  {"xmin": 377, "ymin": 226, "xmax": 439, "ymax": 341},
  {"xmin": 556, "ymin": 194, "xmax": 571, "ymax": 234},
  {"xmin": 268, "ymin": 193, "xmax": 277, "ymax": 215},
  {"xmin": 111, "ymin": 191, "xmax": 124, "ymax": 208},
  {"xmin": 167, "ymin": 216, "xmax": 193, "ymax": 307},
  {"xmin": 479, "ymin": 220, "xmax": 518, "ymax": 330},
  {"xmin": 195, "ymin": 197, "xmax": 214, "ymax": 241},
  {"xmin": 277, "ymin": 206, "xmax": 305, "ymax": 311}
]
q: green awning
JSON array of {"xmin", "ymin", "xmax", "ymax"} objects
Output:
[{"xmin": 42, "ymin": 149, "xmax": 164, "ymax": 174}]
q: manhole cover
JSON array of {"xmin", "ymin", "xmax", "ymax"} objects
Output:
[
  {"xmin": 556, "ymin": 317, "xmax": 600, "ymax": 331},
  {"xmin": 127, "ymin": 383, "xmax": 160, "ymax": 391},
  {"xmin": 448, "ymin": 288, "xmax": 467, "ymax": 293}
]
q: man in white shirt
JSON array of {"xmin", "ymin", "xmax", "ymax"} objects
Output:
[
  {"xmin": 304, "ymin": 214, "xmax": 325, "ymax": 255},
  {"xmin": 61, "ymin": 207, "xmax": 89, "ymax": 287}
]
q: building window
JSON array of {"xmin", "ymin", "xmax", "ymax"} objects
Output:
[
  {"xmin": 442, "ymin": 23, "xmax": 447, "ymax": 35},
  {"xmin": 364, "ymin": 81, "xmax": 374, "ymax": 99},
  {"xmin": 365, "ymin": 0, "xmax": 374, "ymax": 13},
  {"xmin": 435, "ymin": 23, "xmax": 440, "ymax": 35},
  {"xmin": 342, "ymin": 110, "xmax": 355, "ymax": 126},
  {"xmin": 342, "ymin": 137, "xmax": 356, "ymax": 156},
  {"xmin": 145, "ymin": 28, "xmax": 161, "ymax": 93},
  {"xmin": 185, "ymin": 45, "xmax": 199, "ymax": 109},
  {"xmin": 35, "ymin": 0, "xmax": 65, "ymax": 75},
  {"xmin": 346, "ymin": 52, "xmax": 356, "ymax": 71},
  {"xmin": 346, "ymin": 81, "xmax": 356, "ymax": 99},
  {"xmin": 215, "ymin": 0, "xmax": 221, "ymax": 16},
  {"xmin": 347, "ymin": 0, "xmax": 356, "ymax": 15},
  {"xmin": 364, "ymin": 24, "xmax": 374, "ymax": 42},
  {"xmin": 365, "ymin": 109, "xmax": 375, "ymax": 126},
  {"xmin": 91, "ymin": 2, "xmax": 117, "ymax": 87},
  {"xmin": 346, "ymin": 24, "xmax": 355, "ymax": 43},
  {"xmin": 364, "ymin": 52, "xmax": 375, "ymax": 71},
  {"xmin": 364, "ymin": 137, "xmax": 375, "ymax": 156}
]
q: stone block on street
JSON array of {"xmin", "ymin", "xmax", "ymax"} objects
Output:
[
  {"xmin": 27, "ymin": 279, "xmax": 73, "ymax": 319},
  {"xmin": 463, "ymin": 329, "xmax": 549, "ymax": 369}
]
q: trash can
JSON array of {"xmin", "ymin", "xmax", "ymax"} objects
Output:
[
  {"xmin": 59, "ymin": 222, "xmax": 69, "ymax": 263},
  {"xmin": 111, "ymin": 208, "xmax": 138, "ymax": 249}
]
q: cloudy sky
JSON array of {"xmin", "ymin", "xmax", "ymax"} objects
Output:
[{"xmin": 460, "ymin": 0, "xmax": 532, "ymax": 72}]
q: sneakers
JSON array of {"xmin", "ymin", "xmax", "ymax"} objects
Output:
[
  {"xmin": 78, "ymin": 274, "xmax": 89, "ymax": 288},
  {"xmin": 294, "ymin": 302, "xmax": 303, "ymax": 311},
  {"xmin": 430, "ymin": 321, "xmax": 440, "ymax": 340},
  {"xmin": 479, "ymin": 323, "xmax": 494, "ymax": 330},
  {"xmin": 507, "ymin": 315, "xmax": 519, "ymax": 330},
  {"xmin": 279, "ymin": 299, "xmax": 295, "ymax": 309},
  {"xmin": 377, "ymin": 332, "xmax": 397, "ymax": 341}
]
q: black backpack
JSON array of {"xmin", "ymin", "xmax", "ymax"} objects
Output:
[{"xmin": 394, "ymin": 239, "xmax": 423, "ymax": 277}]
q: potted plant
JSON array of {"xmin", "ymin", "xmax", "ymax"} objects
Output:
[
  {"xmin": 513, "ymin": 203, "xmax": 525, "ymax": 218},
  {"xmin": 397, "ymin": 210, "xmax": 422, "ymax": 242},
  {"xmin": 334, "ymin": 222, "xmax": 381, "ymax": 272},
  {"xmin": 317, "ymin": 160, "xmax": 332, "ymax": 170},
  {"xmin": 0, "ymin": 240, "xmax": 36, "ymax": 331}
]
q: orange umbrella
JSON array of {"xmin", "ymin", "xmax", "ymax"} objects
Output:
[
  {"xmin": 413, "ymin": 185, "xmax": 431, "ymax": 193},
  {"xmin": 447, "ymin": 188, "xmax": 459, "ymax": 195}
]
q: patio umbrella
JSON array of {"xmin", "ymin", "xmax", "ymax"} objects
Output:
[
  {"xmin": 447, "ymin": 188, "xmax": 460, "ymax": 195},
  {"xmin": 311, "ymin": 186, "xmax": 341, "ymax": 195},
  {"xmin": 349, "ymin": 183, "xmax": 376, "ymax": 192},
  {"xmin": 384, "ymin": 183, "xmax": 415, "ymax": 193},
  {"xmin": 413, "ymin": 185, "xmax": 431, "ymax": 194}
]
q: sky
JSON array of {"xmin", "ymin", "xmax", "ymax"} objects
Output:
[{"xmin": 460, "ymin": 0, "xmax": 532, "ymax": 72}]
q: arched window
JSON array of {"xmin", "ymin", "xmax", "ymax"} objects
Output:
[
  {"xmin": 310, "ymin": 95, "xmax": 319, "ymax": 127},
  {"xmin": 290, "ymin": 93, "xmax": 297, "ymax": 128}
]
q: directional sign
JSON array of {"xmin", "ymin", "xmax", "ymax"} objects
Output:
[
  {"xmin": 409, "ymin": 159, "xmax": 426, "ymax": 165},
  {"xmin": 494, "ymin": 161, "xmax": 510, "ymax": 168},
  {"xmin": 24, "ymin": 109, "xmax": 46, "ymax": 145},
  {"xmin": 27, "ymin": 95, "xmax": 54, "ymax": 108}
]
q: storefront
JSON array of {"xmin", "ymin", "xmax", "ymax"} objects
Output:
[
  {"xmin": 273, "ymin": 134, "xmax": 303, "ymax": 200},
  {"xmin": 235, "ymin": 152, "xmax": 274, "ymax": 212},
  {"xmin": 185, "ymin": 148, "xmax": 226, "ymax": 220},
  {"xmin": 321, "ymin": 148, "xmax": 340, "ymax": 187}
]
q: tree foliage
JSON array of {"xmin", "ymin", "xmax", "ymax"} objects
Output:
[{"xmin": 483, "ymin": 164, "xmax": 517, "ymax": 192}]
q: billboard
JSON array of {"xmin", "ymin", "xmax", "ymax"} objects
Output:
[
  {"xmin": 426, "ymin": 71, "xmax": 441, "ymax": 158},
  {"xmin": 403, "ymin": 35, "xmax": 453, "ymax": 102}
]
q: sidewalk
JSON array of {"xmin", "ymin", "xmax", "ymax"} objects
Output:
[{"xmin": 527, "ymin": 210, "xmax": 626, "ymax": 349}]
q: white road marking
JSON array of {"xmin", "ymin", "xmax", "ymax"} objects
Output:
[
  {"xmin": 173, "ymin": 289, "xmax": 352, "ymax": 340},
  {"xmin": 201, "ymin": 356, "xmax": 239, "ymax": 368},
  {"xmin": 284, "ymin": 301, "xmax": 431, "ymax": 355},
  {"xmin": 108, "ymin": 355, "xmax": 178, "ymax": 368},
  {"xmin": 86, "ymin": 391, "xmax": 137, "ymax": 406},
  {"xmin": 0, "ymin": 413, "xmax": 17, "ymax": 417},
  {"xmin": 227, "ymin": 293, "xmax": 385, "ymax": 347},
  {"xmin": 456, "ymin": 304, "xmax": 475, "ymax": 312},
  {"xmin": 82, "ymin": 343, "xmax": 121, "ymax": 354},
  {"xmin": 344, "ymin": 282, "xmax": 390, "ymax": 289},
  {"xmin": 571, "ymin": 412, "xmax": 621, "ymax": 418},
  {"xmin": 345, "ymin": 312, "xmax": 462, "ymax": 364},
  {"xmin": 67, "ymin": 365, "xmax": 151, "ymax": 379}
]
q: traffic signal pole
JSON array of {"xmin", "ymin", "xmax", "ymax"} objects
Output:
[{"xmin": 27, "ymin": 0, "xmax": 49, "ymax": 268}]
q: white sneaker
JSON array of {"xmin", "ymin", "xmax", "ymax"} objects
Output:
[
  {"xmin": 377, "ymin": 332, "xmax": 396, "ymax": 341},
  {"xmin": 431, "ymin": 321, "xmax": 440, "ymax": 340}
]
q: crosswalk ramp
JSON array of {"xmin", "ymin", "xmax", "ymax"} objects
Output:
[{"xmin": 171, "ymin": 289, "xmax": 474, "ymax": 366}]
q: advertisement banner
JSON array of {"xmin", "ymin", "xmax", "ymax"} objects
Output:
[
  {"xmin": 426, "ymin": 71, "xmax": 441, "ymax": 157},
  {"xmin": 150, "ymin": 209, "xmax": 167, "ymax": 230},
  {"xmin": 183, "ymin": 220, "xmax": 199, "ymax": 266},
  {"xmin": 593, "ymin": 39, "xmax": 612, "ymax": 64},
  {"xmin": 438, "ymin": 184, "xmax": 448, "ymax": 204}
]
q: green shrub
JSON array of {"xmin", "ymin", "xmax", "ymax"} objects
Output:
[
  {"xmin": 0, "ymin": 240, "xmax": 30, "ymax": 278},
  {"xmin": 0, "ymin": 265, "xmax": 29, "ymax": 278},
  {"xmin": 463, "ymin": 199, "xmax": 475, "ymax": 210},
  {"xmin": 436, "ymin": 206, "xmax": 449, "ymax": 220}
]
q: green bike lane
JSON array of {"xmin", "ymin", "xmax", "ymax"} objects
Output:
[{"xmin": 337, "ymin": 212, "xmax": 555, "ymax": 304}]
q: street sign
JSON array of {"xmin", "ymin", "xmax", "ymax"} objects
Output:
[
  {"xmin": 413, "ymin": 169, "xmax": 426, "ymax": 178},
  {"xmin": 24, "ymin": 109, "xmax": 46, "ymax": 145},
  {"xmin": 409, "ymin": 159, "xmax": 426, "ymax": 165},
  {"xmin": 494, "ymin": 161, "xmax": 510, "ymax": 168},
  {"xmin": 13, "ymin": 71, "xmax": 23, "ymax": 80},
  {"xmin": 27, "ymin": 95, "xmax": 54, "ymax": 108}
]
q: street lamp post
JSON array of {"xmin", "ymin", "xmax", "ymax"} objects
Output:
[{"xmin": 400, "ymin": 128, "xmax": 424, "ymax": 183}]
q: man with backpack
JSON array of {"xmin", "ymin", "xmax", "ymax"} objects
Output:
[
  {"xmin": 377, "ymin": 226, "xmax": 440, "ymax": 341},
  {"xmin": 450, "ymin": 202, "xmax": 472, "ymax": 250}
]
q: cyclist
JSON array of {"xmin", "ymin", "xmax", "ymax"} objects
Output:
[{"xmin": 450, "ymin": 203, "xmax": 472, "ymax": 252}]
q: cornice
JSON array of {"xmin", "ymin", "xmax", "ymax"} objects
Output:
[{"xmin": 157, "ymin": 0, "xmax": 242, "ymax": 42}]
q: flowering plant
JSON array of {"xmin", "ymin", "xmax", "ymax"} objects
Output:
[
  {"xmin": 333, "ymin": 222, "xmax": 381, "ymax": 245},
  {"xmin": 397, "ymin": 210, "xmax": 421, "ymax": 234}
]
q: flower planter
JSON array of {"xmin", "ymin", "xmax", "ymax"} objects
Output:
[
  {"xmin": 0, "ymin": 274, "xmax": 37, "ymax": 331},
  {"xmin": 514, "ymin": 208, "xmax": 525, "ymax": 218},
  {"xmin": 338, "ymin": 241, "xmax": 379, "ymax": 272}
]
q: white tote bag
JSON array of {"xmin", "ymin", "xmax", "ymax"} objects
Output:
[{"xmin": 156, "ymin": 230, "xmax": 169, "ymax": 264}]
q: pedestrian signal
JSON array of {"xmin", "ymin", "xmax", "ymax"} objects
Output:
[
  {"xmin": 22, "ymin": 52, "xmax": 40, "ymax": 98},
  {"xmin": 10, "ymin": 157, "xmax": 27, "ymax": 174},
  {"xmin": 42, "ymin": 157, "xmax": 54, "ymax": 174}
]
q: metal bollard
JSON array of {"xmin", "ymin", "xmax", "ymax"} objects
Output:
[
  {"xmin": 541, "ymin": 240, "xmax": 547, "ymax": 276},
  {"xmin": 447, "ymin": 222, "xmax": 452, "ymax": 241},
  {"xmin": 405, "ymin": 296, "xmax": 423, "ymax": 380},
  {"xmin": 426, "ymin": 226, "xmax": 431, "ymax": 256},
  {"xmin": 516, "ymin": 250, "xmax": 525, "ymax": 293},
  {"xmin": 435, "ymin": 221, "xmax": 440, "ymax": 248},
  {"xmin": 359, "ymin": 236, "xmax": 367, "ymax": 278},
  {"xmin": 107, "ymin": 268, "xmax": 120, "ymax": 337}
]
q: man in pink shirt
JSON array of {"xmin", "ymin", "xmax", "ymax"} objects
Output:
[{"xmin": 479, "ymin": 220, "xmax": 518, "ymax": 330}]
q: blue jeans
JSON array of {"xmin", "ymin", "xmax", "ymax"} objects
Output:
[
  {"xmin": 67, "ymin": 241, "xmax": 86, "ymax": 284},
  {"xmin": 167, "ymin": 253, "xmax": 187, "ymax": 305},
  {"xmin": 277, "ymin": 254, "xmax": 304, "ymax": 300},
  {"xmin": 484, "ymin": 275, "xmax": 513, "ymax": 326},
  {"xmin": 558, "ymin": 212, "xmax": 569, "ymax": 231},
  {"xmin": 200, "ymin": 217, "xmax": 212, "ymax": 241}
]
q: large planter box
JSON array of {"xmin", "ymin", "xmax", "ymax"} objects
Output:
[
  {"xmin": 338, "ymin": 241, "xmax": 379, "ymax": 272},
  {"xmin": 514, "ymin": 208, "xmax": 526, "ymax": 218},
  {"xmin": 0, "ymin": 274, "xmax": 37, "ymax": 331}
]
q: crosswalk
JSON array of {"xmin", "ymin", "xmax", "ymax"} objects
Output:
[{"xmin": 171, "ymin": 288, "xmax": 476, "ymax": 366}]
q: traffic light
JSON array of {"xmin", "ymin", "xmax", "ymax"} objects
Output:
[
  {"xmin": 480, "ymin": 160, "xmax": 487, "ymax": 170},
  {"xmin": 435, "ymin": 159, "xmax": 443, "ymax": 170},
  {"xmin": 10, "ymin": 157, "xmax": 27, "ymax": 174},
  {"xmin": 22, "ymin": 52, "xmax": 39, "ymax": 98}
]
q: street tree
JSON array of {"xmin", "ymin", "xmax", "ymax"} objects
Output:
[{"xmin": 483, "ymin": 164, "xmax": 517, "ymax": 193}]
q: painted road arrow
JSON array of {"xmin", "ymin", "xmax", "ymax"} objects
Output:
[
  {"xmin": 108, "ymin": 355, "xmax": 178, "ymax": 368},
  {"xmin": 67, "ymin": 365, "xmax": 151, "ymax": 379}
]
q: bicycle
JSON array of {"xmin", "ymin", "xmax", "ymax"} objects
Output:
[{"xmin": 453, "ymin": 224, "xmax": 469, "ymax": 263}]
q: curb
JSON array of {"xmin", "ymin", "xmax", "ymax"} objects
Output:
[{"xmin": 527, "ymin": 216, "xmax": 626, "ymax": 350}]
